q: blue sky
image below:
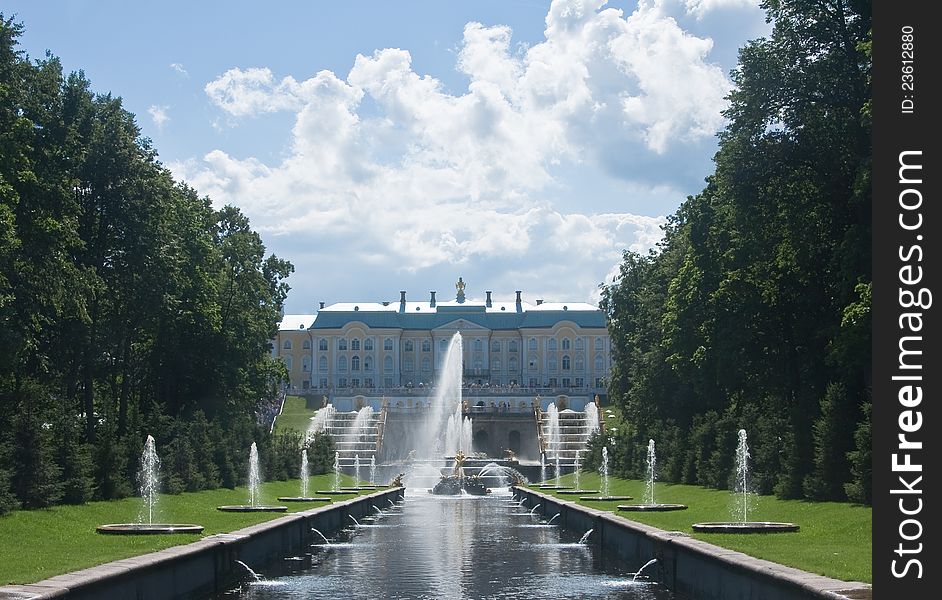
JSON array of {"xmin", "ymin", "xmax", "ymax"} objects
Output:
[{"xmin": 6, "ymin": 0, "xmax": 770, "ymax": 313}]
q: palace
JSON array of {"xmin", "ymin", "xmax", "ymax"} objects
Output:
[{"xmin": 272, "ymin": 283, "xmax": 611, "ymax": 397}]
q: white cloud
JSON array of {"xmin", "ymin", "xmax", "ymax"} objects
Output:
[
  {"xmin": 148, "ymin": 105, "xmax": 170, "ymax": 129},
  {"xmin": 170, "ymin": 62, "xmax": 189, "ymax": 77},
  {"xmin": 180, "ymin": 0, "xmax": 748, "ymax": 306}
]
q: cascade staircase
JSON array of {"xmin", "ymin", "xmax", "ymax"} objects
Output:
[
  {"xmin": 537, "ymin": 409, "xmax": 596, "ymax": 468},
  {"xmin": 323, "ymin": 406, "xmax": 385, "ymax": 469}
]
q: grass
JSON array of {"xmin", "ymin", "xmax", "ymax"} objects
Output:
[
  {"xmin": 0, "ymin": 473, "xmax": 370, "ymax": 585},
  {"xmin": 272, "ymin": 395, "xmax": 319, "ymax": 436},
  {"xmin": 529, "ymin": 472, "xmax": 872, "ymax": 584}
]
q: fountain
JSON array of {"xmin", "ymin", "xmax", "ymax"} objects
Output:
[
  {"xmin": 618, "ymin": 439, "xmax": 686, "ymax": 511},
  {"xmin": 633, "ymin": 558, "xmax": 658, "ymax": 582},
  {"xmin": 305, "ymin": 404, "xmax": 336, "ymax": 441},
  {"xmin": 419, "ymin": 332, "xmax": 464, "ymax": 460},
  {"xmin": 279, "ymin": 449, "xmax": 331, "ymax": 503},
  {"xmin": 97, "ymin": 435, "xmax": 204, "ymax": 534},
  {"xmin": 580, "ymin": 445, "xmax": 632, "ymax": 502},
  {"xmin": 217, "ymin": 443, "xmax": 288, "ymax": 512},
  {"xmin": 317, "ymin": 450, "xmax": 357, "ymax": 495},
  {"xmin": 693, "ymin": 430, "xmax": 798, "ymax": 533},
  {"xmin": 578, "ymin": 528, "xmax": 594, "ymax": 544},
  {"xmin": 444, "ymin": 401, "xmax": 473, "ymax": 457},
  {"xmin": 540, "ymin": 453, "xmax": 547, "ymax": 484},
  {"xmin": 557, "ymin": 450, "xmax": 601, "ymax": 495},
  {"xmin": 430, "ymin": 451, "xmax": 489, "ymax": 496},
  {"xmin": 546, "ymin": 513, "xmax": 560, "ymax": 525},
  {"xmin": 235, "ymin": 560, "xmax": 262, "ymax": 582},
  {"xmin": 370, "ymin": 456, "xmax": 376, "ymax": 485}
]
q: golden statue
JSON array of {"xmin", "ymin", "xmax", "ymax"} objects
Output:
[
  {"xmin": 453, "ymin": 450, "xmax": 467, "ymax": 477},
  {"xmin": 390, "ymin": 473, "xmax": 405, "ymax": 487},
  {"xmin": 456, "ymin": 277, "xmax": 466, "ymax": 293}
]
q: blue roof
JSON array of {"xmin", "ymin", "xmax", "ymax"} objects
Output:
[{"xmin": 302, "ymin": 305, "xmax": 605, "ymax": 331}]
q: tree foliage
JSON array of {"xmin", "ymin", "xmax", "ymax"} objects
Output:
[
  {"xmin": 601, "ymin": 0, "xmax": 870, "ymax": 502},
  {"xmin": 0, "ymin": 16, "xmax": 294, "ymax": 510}
]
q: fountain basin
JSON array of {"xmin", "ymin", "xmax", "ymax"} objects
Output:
[
  {"xmin": 278, "ymin": 496, "xmax": 332, "ymax": 502},
  {"xmin": 579, "ymin": 495, "xmax": 633, "ymax": 501},
  {"xmin": 692, "ymin": 521, "xmax": 798, "ymax": 533},
  {"xmin": 97, "ymin": 523, "xmax": 204, "ymax": 535},
  {"xmin": 618, "ymin": 504, "xmax": 688, "ymax": 512},
  {"xmin": 536, "ymin": 485, "xmax": 571, "ymax": 490},
  {"xmin": 555, "ymin": 489, "xmax": 599, "ymax": 495},
  {"xmin": 340, "ymin": 486, "xmax": 377, "ymax": 491},
  {"xmin": 217, "ymin": 505, "xmax": 288, "ymax": 512},
  {"xmin": 315, "ymin": 490, "xmax": 359, "ymax": 495}
]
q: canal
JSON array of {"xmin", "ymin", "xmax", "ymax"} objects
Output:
[{"xmin": 216, "ymin": 489, "xmax": 676, "ymax": 599}]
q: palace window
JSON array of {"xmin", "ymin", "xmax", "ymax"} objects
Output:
[
  {"xmin": 562, "ymin": 355, "xmax": 571, "ymax": 370},
  {"xmin": 474, "ymin": 338, "xmax": 483, "ymax": 351},
  {"xmin": 422, "ymin": 358, "xmax": 431, "ymax": 372},
  {"xmin": 508, "ymin": 340, "xmax": 518, "ymax": 352},
  {"xmin": 283, "ymin": 339, "xmax": 292, "ymax": 350},
  {"xmin": 384, "ymin": 338, "xmax": 394, "ymax": 351},
  {"xmin": 319, "ymin": 356, "xmax": 328, "ymax": 372},
  {"xmin": 319, "ymin": 339, "xmax": 328, "ymax": 351},
  {"xmin": 575, "ymin": 337, "xmax": 584, "ymax": 350},
  {"xmin": 302, "ymin": 356, "xmax": 311, "ymax": 372},
  {"xmin": 547, "ymin": 339, "xmax": 557, "ymax": 352},
  {"xmin": 491, "ymin": 340, "xmax": 501, "ymax": 353},
  {"xmin": 528, "ymin": 358, "xmax": 537, "ymax": 371},
  {"xmin": 364, "ymin": 338, "xmax": 374, "ymax": 351},
  {"xmin": 491, "ymin": 359, "xmax": 501, "ymax": 372},
  {"xmin": 283, "ymin": 356, "xmax": 293, "ymax": 371},
  {"xmin": 594, "ymin": 356, "xmax": 604, "ymax": 372},
  {"xmin": 548, "ymin": 357, "xmax": 557, "ymax": 372},
  {"xmin": 562, "ymin": 377, "xmax": 571, "ymax": 388},
  {"xmin": 422, "ymin": 339, "xmax": 431, "ymax": 353},
  {"xmin": 384, "ymin": 355, "xmax": 393, "ymax": 372},
  {"xmin": 351, "ymin": 338, "xmax": 360, "ymax": 351},
  {"xmin": 404, "ymin": 358, "xmax": 414, "ymax": 372},
  {"xmin": 338, "ymin": 339, "xmax": 348, "ymax": 351},
  {"xmin": 528, "ymin": 338, "xmax": 537, "ymax": 351},
  {"xmin": 364, "ymin": 356, "xmax": 373, "ymax": 372},
  {"xmin": 529, "ymin": 378, "xmax": 538, "ymax": 388},
  {"xmin": 351, "ymin": 378, "xmax": 360, "ymax": 387},
  {"xmin": 575, "ymin": 377, "xmax": 584, "ymax": 388},
  {"xmin": 319, "ymin": 378, "xmax": 328, "ymax": 388},
  {"xmin": 575, "ymin": 354, "xmax": 584, "ymax": 372},
  {"xmin": 595, "ymin": 338, "xmax": 603, "ymax": 351},
  {"xmin": 352, "ymin": 356, "xmax": 360, "ymax": 371},
  {"xmin": 365, "ymin": 378, "xmax": 373, "ymax": 388},
  {"xmin": 509, "ymin": 358, "xmax": 518, "ymax": 372},
  {"xmin": 562, "ymin": 338, "xmax": 571, "ymax": 350},
  {"xmin": 339, "ymin": 378, "xmax": 348, "ymax": 388},
  {"xmin": 338, "ymin": 356, "xmax": 347, "ymax": 372},
  {"xmin": 302, "ymin": 339, "xmax": 311, "ymax": 350},
  {"xmin": 405, "ymin": 339, "xmax": 414, "ymax": 352}
]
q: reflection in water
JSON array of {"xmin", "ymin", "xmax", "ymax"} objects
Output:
[{"xmin": 219, "ymin": 489, "xmax": 674, "ymax": 599}]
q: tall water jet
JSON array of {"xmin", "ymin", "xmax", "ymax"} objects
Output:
[
  {"xmin": 354, "ymin": 454, "xmax": 361, "ymax": 485},
  {"xmin": 98, "ymin": 435, "xmax": 205, "ymax": 533},
  {"xmin": 573, "ymin": 451, "xmax": 581, "ymax": 490},
  {"xmin": 248, "ymin": 442, "xmax": 261, "ymax": 507},
  {"xmin": 334, "ymin": 451, "xmax": 341, "ymax": 491},
  {"xmin": 600, "ymin": 447, "xmax": 610, "ymax": 498},
  {"xmin": 217, "ymin": 443, "xmax": 288, "ymax": 512},
  {"xmin": 419, "ymin": 332, "xmax": 464, "ymax": 459},
  {"xmin": 584, "ymin": 402, "xmax": 600, "ymax": 437},
  {"xmin": 540, "ymin": 453, "xmax": 547, "ymax": 484},
  {"xmin": 692, "ymin": 429, "xmax": 798, "ymax": 532},
  {"xmin": 306, "ymin": 404, "xmax": 336, "ymax": 443},
  {"xmin": 555, "ymin": 455, "xmax": 561, "ymax": 486},
  {"xmin": 300, "ymin": 449, "xmax": 310, "ymax": 498},
  {"xmin": 138, "ymin": 435, "xmax": 160, "ymax": 525},
  {"xmin": 546, "ymin": 403, "xmax": 560, "ymax": 464},
  {"xmin": 644, "ymin": 439, "xmax": 656, "ymax": 505},
  {"xmin": 444, "ymin": 401, "xmax": 473, "ymax": 457},
  {"xmin": 370, "ymin": 456, "xmax": 376, "ymax": 485}
]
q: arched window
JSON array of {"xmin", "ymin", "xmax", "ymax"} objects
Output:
[
  {"xmin": 562, "ymin": 355, "xmax": 571, "ymax": 370},
  {"xmin": 338, "ymin": 356, "xmax": 347, "ymax": 372},
  {"xmin": 474, "ymin": 338, "xmax": 483, "ymax": 351},
  {"xmin": 509, "ymin": 340, "xmax": 518, "ymax": 352},
  {"xmin": 491, "ymin": 340, "xmax": 501, "ymax": 353},
  {"xmin": 404, "ymin": 357, "xmax": 414, "ymax": 372},
  {"xmin": 302, "ymin": 339, "xmax": 311, "ymax": 350},
  {"xmin": 421, "ymin": 357, "xmax": 431, "ymax": 372},
  {"xmin": 491, "ymin": 359, "xmax": 501, "ymax": 372},
  {"xmin": 302, "ymin": 355, "xmax": 311, "ymax": 372},
  {"xmin": 384, "ymin": 355, "xmax": 393, "ymax": 372},
  {"xmin": 384, "ymin": 338, "xmax": 394, "ymax": 350},
  {"xmin": 562, "ymin": 338, "xmax": 571, "ymax": 350},
  {"xmin": 283, "ymin": 339, "xmax": 292, "ymax": 350},
  {"xmin": 351, "ymin": 338, "xmax": 360, "ymax": 351},
  {"xmin": 575, "ymin": 337, "xmax": 584, "ymax": 350},
  {"xmin": 364, "ymin": 356, "xmax": 373, "ymax": 372},
  {"xmin": 473, "ymin": 360, "xmax": 483, "ymax": 371},
  {"xmin": 352, "ymin": 356, "xmax": 360, "ymax": 371},
  {"xmin": 405, "ymin": 339, "xmax": 414, "ymax": 352},
  {"xmin": 594, "ymin": 356, "xmax": 604, "ymax": 372},
  {"xmin": 595, "ymin": 337, "xmax": 603, "ymax": 351},
  {"xmin": 319, "ymin": 339, "xmax": 328, "ymax": 351},
  {"xmin": 548, "ymin": 357, "xmax": 558, "ymax": 372},
  {"xmin": 528, "ymin": 356, "xmax": 537, "ymax": 371},
  {"xmin": 528, "ymin": 338, "xmax": 537, "ymax": 351},
  {"xmin": 338, "ymin": 339, "xmax": 348, "ymax": 351},
  {"xmin": 422, "ymin": 339, "xmax": 431, "ymax": 352},
  {"xmin": 509, "ymin": 357, "xmax": 518, "ymax": 372},
  {"xmin": 319, "ymin": 356, "xmax": 328, "ymax": 372},
  {"xmin": 364, "ymin": 338, "xmax": 374, "ymax": 351},
  {"xmin": 575, "ymin": 354, "xmax": 584, "ymax": 371},
  {"xmin": 283, "ymin": 355, "xmax": 293, "ymax": 371},
  {"xmin": 547, "ymin": 339, "xmax": 557, "ymax": 352}
]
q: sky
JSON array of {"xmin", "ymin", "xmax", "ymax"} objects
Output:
[{"xmin": 5, "ymin": 0, "xmax": 770, "ymax": 313}]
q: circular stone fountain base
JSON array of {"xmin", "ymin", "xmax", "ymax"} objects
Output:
[
  {"xmin": 278, "ymin": 496, "xmax": 331, "ymax": 502},
  {"xmin": 579, "ymin": 495, "xmax": 633, "ymax": 501},
  {"xmin": 692, "ymin": 521, "xmax": 798, "ymax": 533},
  {"xmin": 216, "ymin": 505, "xmax": 288, "ymax": 512},
  {"xmin": 618, "ymin": 504, "xmax": 688, "ymax": 512},
  {"xmin": 315, "ymin": 490, "xmax": 359, "ymax": 495},
  {"xmin": 97, "ymin": 523, "xmax": 204, "ymax": 535},
  {"xmin": 556, "ymin": 489, "xmax": 599, "ymax": 495}
]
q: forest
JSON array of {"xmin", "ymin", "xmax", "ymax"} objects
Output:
[
  {"xmin": 0, "ymin": 16, "xmax": 330, "ymax": 514},
  {"xmin": 596, "ymin": 0, "xmax": 871, "ymax": 504}
]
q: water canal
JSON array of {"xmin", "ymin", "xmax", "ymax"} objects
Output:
[{"xmin": 215, "ymin": 489, "xmax": 677, "ymax": 599}]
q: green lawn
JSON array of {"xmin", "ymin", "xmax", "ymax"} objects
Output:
[
  {"xmin": 272, "ymin": 395, "xmax": 319, "ymax": 436},
  {"xmin": 0, "ymin": 473, "xmax": 369, "ymax": 585},
  {"xmin": 529, "ymin": 472, "xmax": 872, "ymax": 584}
]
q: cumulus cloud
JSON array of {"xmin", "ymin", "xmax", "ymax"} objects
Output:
[
  {"xmin": 148, "ymin": 105, "xmax": 170, "ymax": 129},
  {"xmin": 178, "ymin": 0, "xmax": 754, "ymax": 306}
]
